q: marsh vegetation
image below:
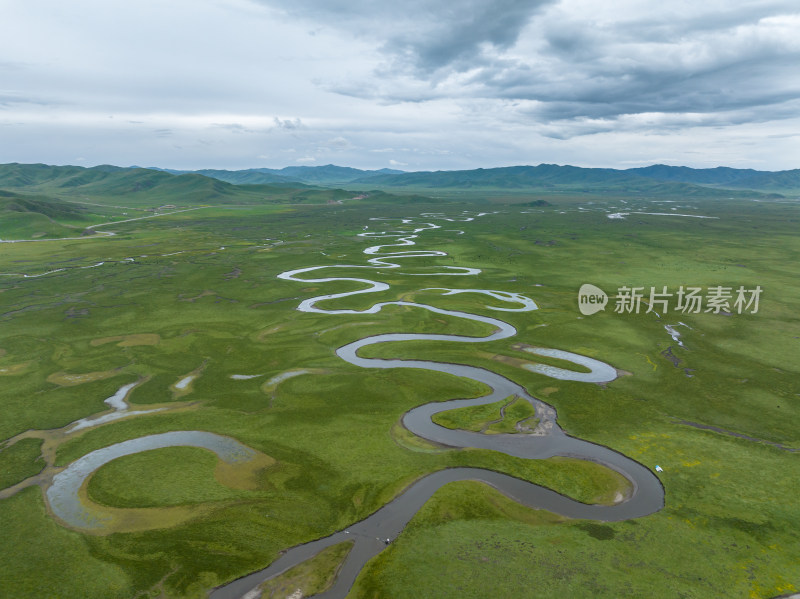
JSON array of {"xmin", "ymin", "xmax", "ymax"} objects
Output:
[{"xmin": 1, "ymin": 186, "xmax": 799, "ymax": 598}]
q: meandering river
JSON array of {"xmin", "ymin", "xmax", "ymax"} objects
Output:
[
  {"xmin": 210, "ymin": 213, "xmax": 664, "ymax": 598},
  {"xmin": 36, "ymin": 212, "xmax": 664, "ymax": 598}
]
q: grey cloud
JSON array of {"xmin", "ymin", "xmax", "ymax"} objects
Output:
[
  {"xmin": 531, "ymin": 97, "xmax": 800, "ymax": 140},
  {"xmin": 4, "ymin": 0, "xmax": 799, "ymax": 169},
  {"xmin": 259, "ymin": 0, "xmax": 553, "ymax": 73},
  {"xmin": 609, "ymin": 2, "xmax": 800, "ymax": 44},
  {"xmin": 213, "ymin": 122, "xmax": 257, "ymax": 134},
  {"xmin": 379, "ymin": 0, "xmax": 553, "ymax": 74},
  {"xmin": 273, "ymin": 117, "xmax": 303, "ymax": 129},
  {"xmin": 325, "ymin": 136, "xmax": 351, "ymax": 149},
  {"xmin": 0, "ymin": 92, "xmax": 57, "ymax": 108},
  {"xmin": 270, "ymin": 0, "xmax": 800, "ymax": 138},
  {"xmin": 479, "ymin": 56, "xmax": 800, "ymax": 117},
  {"xmin": 528, "ymin": 12, "xmax": 799, "ymax": 127}
]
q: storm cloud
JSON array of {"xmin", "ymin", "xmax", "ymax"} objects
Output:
[
  {"xmin": 274, "ymin": 0, "xmax": 800, "ymax": 127},
  {"xmin": 261, "ymin": 0, "xmax": 553, "ymax": 74},
  {"xmin": 0, "ymin": 0, "xmax": 798, "ymax": 169}
]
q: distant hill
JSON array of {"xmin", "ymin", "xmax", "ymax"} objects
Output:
[
  {"xmin": 1, "ymin": 162, "xmax": 794, "ymax": 214},
  {"xmin": 0, "ymin": 163, "xmax": 88, "ymax": 188},
  {"xmin": 0, "ymin": 163, "xmax": 264, "ymax": 206},
  {"xmin": 0, "ymin": 189, "xmax": 85, "ymax": 219},
  {"xmin": 625, "ymin": 164, "xmax": 763, "ymax": 185},
  {"xmin": 725, "ymin": 169, "xmax": 800, "ymax": 192},
  {"xmin": 193, "ymin": 169, "xmax": 301, "ymax": 186},
  {"xmin": 152, "ymin": 164, "xmax": 405, "ymax": 186},
  {"xmin": 352, "ymin": 164, "xmax": 639, "ymax": 188},
  {"xmin": 624, "ymin": 164, "xmax": 800, "ymax": 193},
  {"xmin": 273, "ymin": 165, "xmax": 403, "ymax": 184},
  {"xmin": 147, "ymin": 167, "xmax": 301, "ymax": 186},
  {"xmin": 0, "ymin": 190, "xmax": 88, "ymax": 240},
  {"xmin": 348, "ymin": 164, "xmax": 781, "ymax": 197},
  {"xmin": 0, "ymin": 164, "xmax": 437, "ymax": 210}
]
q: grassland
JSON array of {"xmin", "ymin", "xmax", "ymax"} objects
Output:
[
  {"xmin": 1, "ymin": 190, "xmax": 799, "ymax": 598},
  {"xmin": 258, "ymin": 541, "xmax": 354, "ymax": 597},
  {"xmin": 431, "ymin": 395, "xmax": 539, "ymax": 433}
]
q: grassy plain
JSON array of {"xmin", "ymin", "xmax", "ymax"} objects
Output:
[
  {"xmin": 1, "ymin": 192, "xmax": 799, "ymax": 598},
  {"xmin": 431, "ymin": 394, "xmax": 539, "ymax": 433},
  {"xmin": 258, "ymin": 541, "xmax": 354, "ymax": 597}
]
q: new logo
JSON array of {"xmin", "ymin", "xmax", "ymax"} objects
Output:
[{"xmin": 578, "ymin": 283, "xmax": 608, "ymax": 315}]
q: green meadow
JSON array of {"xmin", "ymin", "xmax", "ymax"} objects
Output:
[
  {"xmin": 432, "ymin": 395, "xmax": 539, "ymax": 434},
  {"xmin": 1, "ymin": 190, "xmax": 799, "ymax": 598}
]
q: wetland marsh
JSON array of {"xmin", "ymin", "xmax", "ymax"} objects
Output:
[{"xmin": 1, "ymin": 194, "xmax": 799, "ymax": 598}]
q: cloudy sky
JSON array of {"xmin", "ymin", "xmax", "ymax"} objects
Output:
[{"xmin": 2, "ymin": 0, "xmax": 799, "ymax": 171}]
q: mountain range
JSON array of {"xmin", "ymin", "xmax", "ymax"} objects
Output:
[
  {"xmin": 150, "ymin": 163, "xmax": 800, "ymax": 194},
  {"xmin": 1, "ymin": 161, "xmax": 796, "ymax": 241},
  {"xmin": 1, "ymin": 162, "xmax": 798, "ymax": 208},
  {"xmin": 150, "ymin": 164, "xmax": 405, "ymax": 186},
  {"xmin": 344, "ymin": 163, "xmax": 799, "ymax": 194}
]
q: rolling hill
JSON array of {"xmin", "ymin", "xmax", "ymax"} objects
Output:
[
  {"xmin": 0, "ymin": 163, "xmax": 252, "ymax": 205},
  {"xmin": 152, "ymin": 165, "xmax": 405, "ymax": 186},
  {"xmin": 348, "ymin": 164, "xmax": 782, "ymax": 197},
  {"xmin": 1, "ymin": 162, "xmax": 794, "ymax": 219},
  {"xmin": 725, "ymin": 169, "xmax": 800, "ymax": 192},
  {"xmin": 625, "ymin": 164, "xmax": 763, "ymax": 185},
  {"xmin": 0, "ymin": 164, "xmax": 298, "ymax": 207},
  {"xmin": 0, "ymin": 191, "xmax": 89, "ymax": 240},
  {"xmin": 0, "ymin": 164, "xmax": 440, "ymax": 218},
  {"xmin": 625, "ymin": 164, "xmax": 800, "ymax": 192}
]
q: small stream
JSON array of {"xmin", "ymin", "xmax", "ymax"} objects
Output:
[{"xmin": 46, "ymin": 431, "xmax": 256, "ymax": 529}]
